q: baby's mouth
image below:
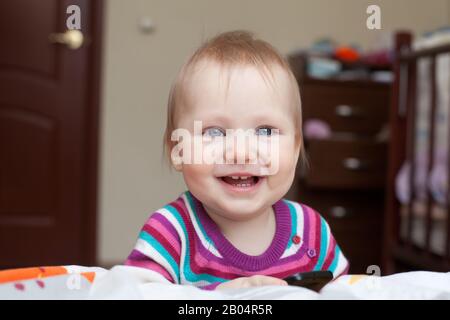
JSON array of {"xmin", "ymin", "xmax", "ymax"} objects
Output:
[{"xmin": 219, "ymin": 175, "xmax": 260, "ymax": 188}]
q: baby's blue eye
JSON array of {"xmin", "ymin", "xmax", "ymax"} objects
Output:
[
  {"xmin": 255, "ymin": 127, "xmax": 275, "ymax": 136},
  {"xmin": 203, "ymin": 127, "xmax": 225, "ymax": 137}
]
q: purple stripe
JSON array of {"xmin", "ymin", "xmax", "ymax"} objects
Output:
[
  {"xmin": 127, "ymin": 248, "xmax": 149, "ymax": 262},
  {"xmin": 151, "ymin": 212, "xmax": 180, "ymax": 241},
  {"xmin": 199, "ymin": 282, "xmax": 221, "ymax": 290}
]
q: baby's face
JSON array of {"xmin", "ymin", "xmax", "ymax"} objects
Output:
[{"xmin": 173, "ymin": 61, "xmax": 300, "ymax": 220}]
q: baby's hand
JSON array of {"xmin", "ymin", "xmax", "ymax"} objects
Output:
[{"xmin": 216, "ymin": 275, "xmax": 288, "ymax": 290}]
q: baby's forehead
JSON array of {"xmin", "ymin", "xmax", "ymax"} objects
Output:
[{"xmin": 183, "ymin": 60, "xmax": 295, "ymax": 108}]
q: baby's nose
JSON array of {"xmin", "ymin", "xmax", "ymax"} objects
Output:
[{"xmin": 224, "ymin": 133, "xmax": 257, "ymax": 165}]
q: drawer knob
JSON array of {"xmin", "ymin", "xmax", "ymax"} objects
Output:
[
  {"xmin": 335, "ymin": 104, "xmax": 361, "ymax": 117},
  {"xmin": 342, "ymin": 157, "xmax": 368, "ymax": 170},
  {"xmin": 329, "ymin": 206, "xmax": 349, "ymax": 218}
]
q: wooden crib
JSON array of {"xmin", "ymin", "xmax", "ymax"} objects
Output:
[{"xmin": 383, "ymin": 31, "xmax": 450, "ymax": 273}]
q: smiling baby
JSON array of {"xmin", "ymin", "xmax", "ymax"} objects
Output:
[{"xmin": 125, "ymin": 30, "xmax": 349, "ymax": 290}]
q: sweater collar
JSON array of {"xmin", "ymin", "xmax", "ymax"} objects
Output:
[{"xmin": 187, "ymin": 191, "xmax": 291, "ymax": 271}]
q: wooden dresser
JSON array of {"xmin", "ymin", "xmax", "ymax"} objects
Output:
[{"xmin": 287, "ymin": 55, "xmax": 391, "ymax": 273}]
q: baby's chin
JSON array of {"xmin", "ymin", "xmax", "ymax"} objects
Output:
[{"xmin": 210, "ymin": 196, "xmax": 273, "ymax": 221}]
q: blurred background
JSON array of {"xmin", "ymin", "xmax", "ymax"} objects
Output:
[{"xmin": 1, "ymin": 0, "xmax": 449, "ymax": 274}]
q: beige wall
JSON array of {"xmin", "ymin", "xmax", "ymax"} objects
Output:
[{"xmin": 98, "ymin": 0, "xmax": 450, "ymax": 265}]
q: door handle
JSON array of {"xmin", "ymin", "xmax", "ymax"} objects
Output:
[{"xmin": 49, "ymin": 29, "xmax": 84, "ymax": 50}]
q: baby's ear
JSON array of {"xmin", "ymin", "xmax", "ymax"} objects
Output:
[
  {"xmin": 170, "ymin": 153, "xmax": 183, "ymax": 171},
  {"xmin": 294, "ymin": 137, "xmax": 302, "ymax": 159},
  {"xmin": 167, "ymin": 141, "xmax": 183, "ymax": 171},
  {"xmin": 293, "ymin": 138, "xmax": 305, "ymax": 167},
  {"xmin": 172, "ymin": 161, "xmax": 183, "ymax": 172}
]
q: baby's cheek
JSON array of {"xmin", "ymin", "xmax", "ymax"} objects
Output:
[
  {"xmin": 182, "ymin": 163, "xmax": 215, "ymax": 187},
  {"xmin": 267, "ymin": 141, "xmax": 298, "ymax": 188},
  {"xmin": 271, "ymin": 158, "xmax": 295, "ymax": 182}
]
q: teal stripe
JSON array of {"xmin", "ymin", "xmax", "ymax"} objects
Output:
[
  {"xmin": 328, "ymin": 245, "xmax": 342, "ymax": 274},
  {"xmin": 313, "ymin": 217, "xmax": 328, "ymax": 271},
  {"xmin": 164, "ymin": 203, "xmax": 224, "ymax": 284},
  {"xmin": 285, "ymin": 201, "xmax": 297, "ymax": 249},
  {"xmin": 139, "ymin": 230, "xmax": 179, "ymax": 276}
]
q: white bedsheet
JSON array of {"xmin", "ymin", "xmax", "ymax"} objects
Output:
[
  {"xmin": 88, "ymin": 266, "xmax": 450, "ymax": 300},
  {"xmin": 1, "ymin": 265, "xmax": 449, "ymax": 300}
]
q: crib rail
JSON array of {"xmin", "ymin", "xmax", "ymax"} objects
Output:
[
  {"xmin": 384, "ymin": 32, "xmax": 450, "ymax": 273},
  {"xmin": 399, "ymin": 44, "xmax": 450, "ymax": 62}
]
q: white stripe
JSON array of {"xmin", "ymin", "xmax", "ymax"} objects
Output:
[
  {"xmin": 332, "ymin": 250, "xmax": 349, "ymax": 278},
  {"xmin": 135, "ymin": 238, "xmax": 178, "ymax": 283},
  {"xmin": 323, "ymin": 217, "xmax": 331, "ymax": 260},
  {"xmin": 281, "ymin": 200, "xmax": 304, "ymax": 258},
  {"xmin": 181, "ymin": 278, "xmax": 212, "ymax": 287},
  {"xmin": 181, "ymin": 193, "xmax": 222, "ymax": 258}
]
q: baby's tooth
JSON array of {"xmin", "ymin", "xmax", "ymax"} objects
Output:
[{"xmin": 231, "ymin": 176, "xmax": 239, "ymax": 180}]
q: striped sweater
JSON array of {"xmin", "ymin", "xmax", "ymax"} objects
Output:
[{"xmin": 125, "ymin": 191, "xmax": 349, "ymax": 290}]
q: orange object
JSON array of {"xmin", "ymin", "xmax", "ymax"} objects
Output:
[
  {"xmin": 0, "ymin": 266, "xmax": 96, "ymax": 284},
  {"xmin": 335, "ymin": 46, "xmax": 360, "ymax": 62}
]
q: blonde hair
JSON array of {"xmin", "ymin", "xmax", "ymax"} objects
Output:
[{"xmin": 163, "ymin": 30, "xmax": 307, "ymax": 167}]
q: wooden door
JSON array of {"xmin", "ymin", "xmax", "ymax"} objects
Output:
[{"xmin": 0, "ymin": 0, "xmax": 102, "ymax": 268}]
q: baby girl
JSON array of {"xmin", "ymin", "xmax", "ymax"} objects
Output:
[{"xmin": 125, "ymin": 31, "xmax": 349, "ymax": 290}]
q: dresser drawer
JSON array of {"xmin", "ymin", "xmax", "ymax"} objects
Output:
[
  {"xmin": 303, "ymin": 191, "xmax": 383, "ymax": 273},
  {"xmin": 324, "ymin": 199, "xmax": 382, "ymax": 273},
  {"xmin": 305, "ymin": 139, "xmax": 387, "ymax": 189},
  {"xmin": 315, "ymin": 192, "xmax": 382, "ymax": 229},
  {"xmin": 302, "ymin": 83, "xmax": 390, "ymax": 135},
  {"xmin": 285, "ymin": 181, "xmax": 384, "ymax": 273}
]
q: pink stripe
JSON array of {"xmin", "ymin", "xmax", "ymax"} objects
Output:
[
  {"xmin": 259, "ymin": 252, "xmax": 311, "ymax": 275},
  {"xmin": 307, "ymin": 206, "xmax": 319, "ymax": 247},
  {"xmin": 125, "ymin": 257, "xmax": 173, "ymax": 282},
  {"xmin": 144, "ymin": 224, "xmax": 180, "ymax": 264},
  {"xmin": 192, "ymin": 249, "xmax": 292, "ymax": 278},
  {"xmin": 191, "ymin": 239, "xmax": 312, "ymax": 276},
  {"xmin": 192, "ymin": 249, "xmax": 242, "ymax": 275},
  {"xmin": 152, "ymin": 219, "xmax": 181, "ymax": 255}
]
